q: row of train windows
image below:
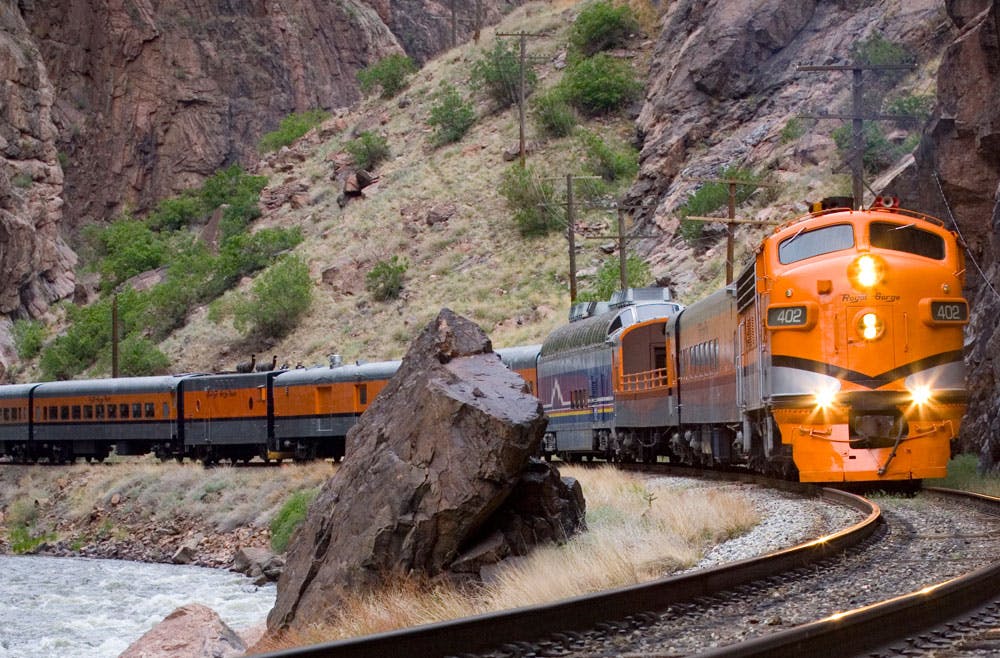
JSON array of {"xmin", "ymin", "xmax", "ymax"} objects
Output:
[
  {"xmin": 35, "ymin": 402, "xmax": 164, "ymax": 422},
  {"xmin": 1, "ymin": 407, "xmax": 25, "ymax": 422},
  {"xmin": 569, "ymin": 389, "xmax": 589, "ymax": 409},
  {"xmin": 681, "ymin": 339, "xmax": 719, "ymax": 376}
]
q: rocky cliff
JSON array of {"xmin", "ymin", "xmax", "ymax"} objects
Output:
[
  {"xmin": 886, "ymin": 0, "xmax": 1000, "ymax": 466},
  {"xmin": 625, "ymin": 0, "xmax": 952, "ymax": 292},
  {"xmin": 0, "ymin": 0, "xmax": 519, "ymax": 366},
  {"xmin": 0, "ymin": 1, "xmax": 76, "ymax": 368}
]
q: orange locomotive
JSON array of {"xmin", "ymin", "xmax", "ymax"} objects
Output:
[{"xmin": 736, "ymin": 198, "xmax": 968, "ymax": 482}]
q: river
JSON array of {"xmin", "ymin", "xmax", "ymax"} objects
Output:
[{"xmin": 0, "ymin": 554, "xmax": 276, "ymax": 657}]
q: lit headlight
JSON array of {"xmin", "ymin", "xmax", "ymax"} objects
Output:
[
  {"xmin": 857, "ymin": 312, "xmax": 884, "ymax": 341},
  {"xmin": 814, "ymin": 387, "xmax": 837, "ymax": 409},
  {"xmin": 909, "ymin": 385, "xmax": 932, "ymax": 406},
  {"xmin": 849, "ymin": 254, "xmax": 885, "ymax": 289}
]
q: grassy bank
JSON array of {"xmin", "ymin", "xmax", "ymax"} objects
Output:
[
  {"xmin": 926, "ymin": 454, "xmax": 1000, "ymax": 496},
  {"xmin": 256, "ymin": 466, "xmax": 759, "ymax": 650}
]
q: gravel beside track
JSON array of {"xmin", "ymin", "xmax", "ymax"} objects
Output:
[{"xmin": 474, "ymin": 485, "xmax": 1000, "ymax": 658}]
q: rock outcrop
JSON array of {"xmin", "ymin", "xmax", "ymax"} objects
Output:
[
  {"xmin": 885, "ymin": 0, "xmax": 1000, "ymax": 466},
  {"xmin": 625, "ymin": 0, "xmax": 949, "ymax": 291},
  {"xmin": 0, "ymin": 2, "xmax": 76, "ymax": 329},
  {"xmin": 16, "ymin": 0, "xmax": 523, "ymax": 225},
  {"xmin": 118, "ymin": 603, "xmax": 245, "ymax": 658},
  {"xmin": 267, "ymin": 309, "xmax": 583, "ymax": 632}
]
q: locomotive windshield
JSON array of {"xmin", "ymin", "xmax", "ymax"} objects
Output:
[
  {"xmin": 869, "ymin": 222, "xmax": 945, "ymax": 260},
  {"xmin": 778, "ymin": 224, "xmax": 854, "ymax": 264}
]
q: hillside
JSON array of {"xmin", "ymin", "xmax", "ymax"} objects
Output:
[{"xmin": 3, "ymin": 0, "xmax": 1000, "ymax": 464}]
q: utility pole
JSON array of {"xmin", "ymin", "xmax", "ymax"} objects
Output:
[
  {"xmin": 566, "ymin": 174, "xmax": 578, "ymax": 301},
  {"xmin": 111, "ymin": 294, "xmax": 119, "ymax": 378},
  {"xmin": 682, "ymin": 176, "xmax": 777, "ymax": 284},
  {"xmin": 474, "ymin": 0, "xmax": 482, "ymax": 42},
  {"xmin": 799, "ymin": 62, "xmax": 916, "ymax": 208},
  {"xmin": 496, "ymin": 31, "xmax": 548, "ymax": 167},
  {"xmin": 451, "ymin": 0, "xmax": 457, "ymax": 49}
]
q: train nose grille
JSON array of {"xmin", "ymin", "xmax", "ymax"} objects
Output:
[{"xmin": 850, "ymin": 410, "xmax": 906, "ymax": 449}]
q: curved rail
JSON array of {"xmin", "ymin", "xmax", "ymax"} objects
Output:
[
  {"xmin": 693, "ymin": 488, "xmax": 1000, "ymax": 658},
  {"xmin": 258, "ymin": 486, "xmax": 879, "ymax": 658}
]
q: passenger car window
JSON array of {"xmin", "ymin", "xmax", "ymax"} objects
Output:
[
  {"xmin": 778, "ymin": 224, "xmax": 854, "ymax": 264},
  {"xmin": 869, "ymin": 222, "xmax": 944, "ymax": 259}
]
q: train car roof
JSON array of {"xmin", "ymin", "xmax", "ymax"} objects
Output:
[
  {"xmin": 540, "ymin": 302, "xmax": 681, "ymax": 358},
  {"xmin": 273, "ymin": 360, "xmax": 402, "ymax": 386},
  {"xmin": 32, "ymin": 375, "xmax": 186, "ymax": 397},
  {"xmin": 0, "ymin": 383, "xmax": 38, "ymax": 399},
  {"xmin": 496, "ymin": 344, "xmax": 541, "ymax": 369}
]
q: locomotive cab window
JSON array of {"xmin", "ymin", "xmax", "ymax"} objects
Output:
[
  {"xmin": 869, "ymin": 222, "xmax": 945, "ymax": 260},
  {"xmin": 778, "ymin": 224, "xmax": 854, "ymax": 264}
]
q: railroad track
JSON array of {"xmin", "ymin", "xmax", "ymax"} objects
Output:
[{"xmin": 257, "ymin": 478, "xmax": 999, "ymax": 658}]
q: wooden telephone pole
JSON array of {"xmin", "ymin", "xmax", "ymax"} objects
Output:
[
  {"xmin": 495, "ymin": 31, "xmax": 548, "ymax": 166},
  {"xmin": 799, "ymin": 62, "xmax": 916, "ymax": 207}
]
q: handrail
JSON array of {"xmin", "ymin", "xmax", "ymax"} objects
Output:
[{"xmin": 620, "ymin": 367, "xmax": 670, "ymax": 392}]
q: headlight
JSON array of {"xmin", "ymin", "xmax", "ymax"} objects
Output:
[
  {"xmin": 814, "ymin": 387, "xmax": 837, "ymax": 409},
  {"xmin": 848, "ymin": 254, "xmax": 885, "ymax": 289},
  {"xmin": 909, "ymin": 385, "xmax": 932, "ymax": 406},
  {"xmin": 857, "ymin": 312, "xmax": 884, "ymax": 341}
]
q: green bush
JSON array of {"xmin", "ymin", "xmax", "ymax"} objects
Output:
[
  {"xmin": 118, "ymin": 334, "xmax": 170, "ymax": 376},
  {"xmin": 531, "ymin": 87, "xmax": 578, "ymax": 138},
  {"xmin": 578, "ymin": 130, "xmax": 638, "ymax": 183},
  {"xmin": 199, "ymin": 164, "xmax": 269, "ymax": 214},
  {"xmin": 570, "ymin": 1, "xmax": 639, "ymax": 56},
  {"xmin": 561, "ymin": 53, "xmax": 641, "ymax": 116},
  {"xmin": 346, "ymin": 131, "xmax": 390, "ymax": 171},
  {"xmin": 471, "ymin": 39, "xmax": 537, "ymax": 109},
  {"xmin": 12, "ymin": 319, "xmax": 45, "ymax": 359},
  {"xmin": 428, "ymin": 83, "xmax": 476, "ymax": 146},
  {"xmin": 365, "ymin": 256, "xmax": 408, "ymax": 302},
  {"xmin": 500, "ymin": 165, "xmax": 562, "ymax": 237},
  {"xmin": 146, "ymin": 194, "xmax": 204, "ymax": 231},
  {"xmin": 357, "ymin": 54, "xmax": 417, "ymax": 99},
  {"xmin": 832, "ymin": 122, "xmax": 912, "ymax": 175},
  {"xmin": 233, "ymin": 255, "xmax": 313, "ymax": 338},
  {"xmin": 677, "ymin": 166, "xmax": 760, "ymax": 244},
  {"xmin": 780, "ymin": 117, "xmax": 805, "ymax": 144},
  {"xmin": 578, "ymin": 255, "xmax": 652, "ymax": 302},
  {"xmin": 88, "ymin": 219, "xmax": 168, "ymax": 292},
  {"xmin": 270, "ymin": 488, "xmax": 319, "ymax": 553},
  {"xmin": 259, "ymin": 109, "xmax": 330, "ymax": 153},
  {"xmin": 885, "ymin": 94, "xmax": 934, "ymax": 122}
]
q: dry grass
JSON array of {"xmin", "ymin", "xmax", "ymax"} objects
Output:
[
  {"xmin": 157, "ymin": 0, "xmax": 632, "ymax": 375},
  {"xmin": 253, "ymin": 466, "xmax": 758, "ymax": 652},
  {"xmin": 0, "ymin": 458, "xmax": 336, "ymax": 541}
]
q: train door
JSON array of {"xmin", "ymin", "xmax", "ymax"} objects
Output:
[{"xmin": 315, "ymin": 386, "xmax": 333, "ymax": 432}]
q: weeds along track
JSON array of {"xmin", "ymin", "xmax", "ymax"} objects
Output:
[
  {"xmin": 257, "ymin": 473, "xmax": 880, "ymax": 658},
  {"xmin": 259, "ymin": 479, "xmax": 1000, "ymax": 658}
]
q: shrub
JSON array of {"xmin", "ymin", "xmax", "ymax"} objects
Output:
[
  {"xmin": 199, "ymin": 164, "xmax": 268, "ymax": 214},
  {"xmin": 561, "ymin": 53, "xmax": 641, "ymax": 116},
  {"xmin": 578, "ymin": 130, "xmax": 638, "ymax": 183},
  {"xmin": 118, "ymin": 335, "xmax": 171, "ymax": 376},
  {"xmin": 677, "ymin": 166, "xmax": 760, "ymax": 244},
  {"xmin": 346, "ymin": 131, "xmax": 390, "ymax": 171},
  {"xmin": 470, "ymin": 39, "xmax": 537, "ymax": 109},
  {"xmin": 233, "ymin": 255, "xmax": 313, "ymax": 338},
  {"xmin": 357, "ymin": 54, "xmax": 417, "ymax": 99},
  {"xmin": 12, "ymin": 319, "xmax": 45, "ymax": 359},
  {"xmin": 366, "ymin": 256, "xmax": 408, "ymax": 302},
  {"xmin": 270, "ymin": 488, "xmax": 319, "ymax": 553},
  {"xmin": 500, "ymin": 165, "xmax": 562, "ymax": 237},
  {"xmin": 570, "ymin": 1, "xmax": 639, "ymax": 56},
  {"xmin": 780, "ymin": 117, "xmax": 805, "ymax": 144},
  {"xmin": 427, "ymin": 83, "xmax": 476, "ymax": 146},
  {"xmin": 578, "ymin": 255, "xmax": 652, "ymax": 302},
  {"xmin": 89, "ymin": 219, "xmax": 168, "ymax": 292},
  {"xmin": 531, "ymin": 87, "xmax": 578, "ymax": 138},
  {"xmin": 885, "ymin": 94, "xmax": 934, "ymax": 122},
  {"xmin": 147, "ymin": 194, "xmax": 204, "ymax": 231},
  {"xmin": 831, "ymin": 122, "xmax": 916, "ymax": 175},
  {"xmin": 259, "ymin": 109, "xmax": 329, "ymax": 153}
]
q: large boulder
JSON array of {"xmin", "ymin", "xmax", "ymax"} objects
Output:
[
  {"xmin": 267, "ymin": 309, "xmax": 580, "ymax": 632},
  {"xmin": 118, "ymin": 603, "xmax": 244, "ymax": 658}
]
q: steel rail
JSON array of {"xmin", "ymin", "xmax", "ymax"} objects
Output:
[
  {"xmin": 257, "ymin": 486, "xmax": 880, "ymax": 658},
  {"xmin": 693, "ymin": 488, "xmax": 1000, "ymax": 658}
]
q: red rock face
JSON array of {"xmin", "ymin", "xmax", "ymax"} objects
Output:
[
  {"xmin": 0, "ymin": 2, "xmax": 76, "ymax": 329},
  {"xmin": 17, "ymin": 0, "xmax": 521, "ymax": 227}
]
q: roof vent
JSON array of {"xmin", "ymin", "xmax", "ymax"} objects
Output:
[{"xmin": 610, "ymin": 287, "xmax": 672, "ymax": 307}]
